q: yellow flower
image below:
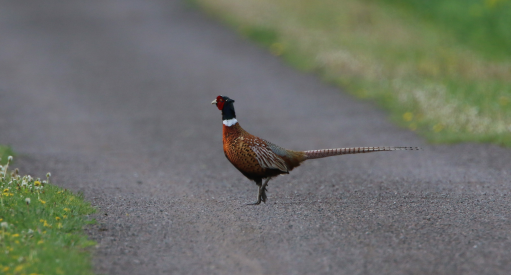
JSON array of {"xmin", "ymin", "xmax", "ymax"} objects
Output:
[
  {"xmin": 2, "ymin": 266, "xmax": 9, "ymax": 272},
  {"xmin": 34, "ymin": 180, "xmax": 41, "ymax": 186},
  {"xmin": 40, "ymin": 219, "xmax": 51, "ymax": 227},
  {"xmin": 402, "ymin": 112, "xmax": 413, "ymax": 122},
  {"xmin": 0, "ymin": 218, "xmax": 3, "ymax": 222},
  {"xmin": 39, "ymin": 199, "xmax": 46, "ymax": 204},
  {"xmin": 11, "ymin": 234, "xmax": 19, "ymax": 237},
  {"xmin": 14, "ymin": 265, "xmax": 23, "ymax": 272},
  {"xmin": 63, "ymin": 208, "xmax": 70, "ymax": 212},
  {"xmin": 37, "ymin": 240, "xmax": 44, "ymax": 244},
  {"xmin": 433, "ymin": 124, "xmax": 444, "ymax": 132},
  {"xmin": 63, "ymin": 215, "xmax": 67, "ymax": 219},
  {"xmin": 57, "ymin": 223, "xmax": 63, "ymax": 229},
  {"xmin": 55, "ymin": 217, "xmax": 61, "ymax": 221},
  {"xmin": 2, "ymin": 188, "xmax": 8, "ymax": 193}
]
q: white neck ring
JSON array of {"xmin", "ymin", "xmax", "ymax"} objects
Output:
[{"xmin": 223, "ymin": 118, "xmax": 238, "ymax": 127}]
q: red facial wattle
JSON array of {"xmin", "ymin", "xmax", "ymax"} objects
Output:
[{"xmin": 216, "ymin": 96, "xmax": 225, "ymax": 110}]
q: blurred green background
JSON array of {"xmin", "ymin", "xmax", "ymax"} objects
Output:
[
  {"xmin": 195, "ymin": 0, "xmax": 511, "ymax": 146},
  {"xmin": 374, "ymin": 0, "xmax": 511, "ymax": 59}
]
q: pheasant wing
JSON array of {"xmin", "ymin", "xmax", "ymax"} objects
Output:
[{"xmin": 248, "ymin": 140, "xmax": 289, "ymax": 173}]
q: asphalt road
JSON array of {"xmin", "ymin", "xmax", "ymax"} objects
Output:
[{"xmin": 1, "ymin": 1, "xmax": 511, "ymax": 274}]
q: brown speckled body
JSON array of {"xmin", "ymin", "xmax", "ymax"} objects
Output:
[
  {"xmin": 223, "ymin": 123, "xmax": 305, "ymax": 182},
  {"xmin": 213, "ymin": 95, "xmax": 419, "ymax": 204}
]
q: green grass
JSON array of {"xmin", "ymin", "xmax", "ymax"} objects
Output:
[
  {"xmin": 195, "ymin": 0, "xmax": 511, "ymax": 146},
  {"xmin": 372, "ymin": 0, "xmax": 511, "ymax": 59},
  {"xmin": 0, "ymin": 156, "xmax": 96, "ymax": 275},
  {"xmin": 0, "ymin": 146, "xmax": 15, "ymax": 166}
]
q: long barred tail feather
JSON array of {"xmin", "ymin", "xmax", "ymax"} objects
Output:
[{"xmin": 303, "ymin": 147, "xmax": 421, "ymax": 160}]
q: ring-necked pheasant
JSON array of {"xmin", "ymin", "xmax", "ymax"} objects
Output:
[{"xmin": 212, "ymin": 95, "xmax": 420, "ymax": 205}]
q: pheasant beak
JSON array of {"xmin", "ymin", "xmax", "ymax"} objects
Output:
[{"xmin": 211, "ymin": 99, "xmax": 217, "ymax": 104}]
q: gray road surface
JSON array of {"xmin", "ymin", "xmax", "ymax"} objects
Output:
[{"xmin": 1, "ymin": 0, "xmax": 511, "ymax": 274}]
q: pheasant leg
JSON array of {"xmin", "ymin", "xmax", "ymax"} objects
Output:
[{"xmin": 247, "ymin": 178, "xmax": 270, "ymax": 205}]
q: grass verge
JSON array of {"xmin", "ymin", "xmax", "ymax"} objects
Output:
[
  {"xmin": 194, "ymin": 0, "xmax": 511, "ymax": 146},
  {"xmin": 0, "ymin": 146, "xmax": 15, "ymax": 166},
  {"xmin": 0, "ymin": 156, "xmax": 96, "ymax": 275},
  {"xmin": 373, "ymin": 0, "xmax": 511, "ymax": 59}
]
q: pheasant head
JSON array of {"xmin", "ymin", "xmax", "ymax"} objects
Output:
[{"xmin": 212, "ymin": 96, "xmax": 237, "ymax": 126}]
